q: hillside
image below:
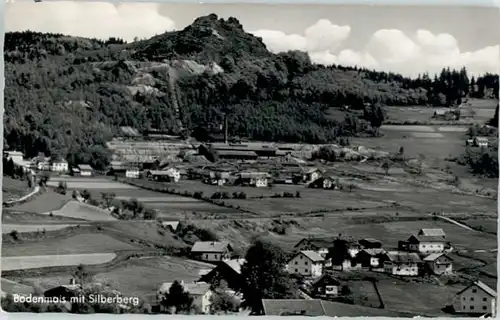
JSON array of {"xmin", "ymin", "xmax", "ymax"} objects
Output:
[{"xmin": 4, "ymin": 14, "xmax": 499, "ymax": 169}]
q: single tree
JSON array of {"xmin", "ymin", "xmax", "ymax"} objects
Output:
[
  {"xmin": 162, "ymin": 281, "xmax": 194, "ymax": 314},
  {"xmin": 327, "ymin": 238, "xmax": 351, "ymax": 271},
  {"xmin": 240, "ymin": 239, "xmax": 297, "ymax": 314}
]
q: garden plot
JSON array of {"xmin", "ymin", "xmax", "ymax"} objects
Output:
[
  {"xmin": 2, "ymin": 233, "xmax": 139, "ymax": 257},
  {"xmin": 2, "ymin": 253, "xmax": 116, "ymax": 271}
]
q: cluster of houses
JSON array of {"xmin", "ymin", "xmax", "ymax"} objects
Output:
[
  {"xmin": 466, "ymin": 136, "xmax": 489, "ymax": 148},
  {"xmin": 152, "ymin": 230, "xmax": 496, "ymax": 316}
]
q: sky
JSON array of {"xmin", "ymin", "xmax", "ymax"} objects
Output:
[{"xmin": 5, "ymin": 2, "xmax": 500, "ymax": 77}]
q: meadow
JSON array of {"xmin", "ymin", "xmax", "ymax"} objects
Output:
[{"xmin": 1, "ymin": 253, "xmax": 117, "ymax": 271}]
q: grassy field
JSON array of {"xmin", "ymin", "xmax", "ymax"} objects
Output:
[
  {"xmin": 10, "ymin": 191, "xmax": 71, "ymax": 214},
  {"xmin": 2, "ymin": 209, "xmax": 86, "ymax": 224},
  {"xmin": 188, "ymin": 215, "xmax": 497, "ymax": 252},
  {"xmin": 2, "ymin": 223, "xmax": 88, "ymax": 234},
  {"xmin": 376, "ymin": 279, "xmax": 465, "ymax": 315},
  {"xmin": 16, "ymin": 255, "xmax": 214, "ymax": 300},
  {"xmin": 1, "ymin": 278, "xmax": 36, "ymax": 295},
  {"xmin": 49, "ymin": 201, "xmax": 117, "ymax": 221},
  {"xmin": 47, "ymin": 177, "xmax": 138, "ymax": 190},
  {"xmin": 2, "ymin": 177, "xmax": 31, "ymax": 201},
  {"xmin": 2, "ymin": 253, "xmax": 117, "ymax": 271},
  {"xmin": 2, "ymin": 233, "xmax": 140, "ymax": 257},
  {"xmin": 457, "ymin": 218, "xmax": 497, "ymax": 234}
]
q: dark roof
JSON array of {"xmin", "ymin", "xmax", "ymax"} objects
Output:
[
  {"xmin": 293, "ymin": 251, "xmax": 324, "ymax": 263},
  {"xmin": 217, "ymin": 150, "xmax": 259, "ymax": 157},
  {"xmin": 262, "ymin": 299, "xmax": 409, "ymax": 317},
  {"xmin": 77, "ymin": 164, "xmax": 94, "ymax": 171},
  {"xmin": 385, "ymin": 251, "xmax": 421, "ymax": 264},
  {"xmin": 312, "ymin": 274, "xmax": 340, "ymax": 287},
  {"xmin": 294, "ymin": 238, "xmax": 334, "ymax": 249},
  {"xmin": 407, "ymin": 234, "xmax": 446, "ymax": 243},
  {"xmin": 262, "ymin": 299, "xmax": 325, "ymax": 316}
]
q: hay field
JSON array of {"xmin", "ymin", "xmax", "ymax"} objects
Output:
[
  {"xmin": 376, "ymin": 279, "xmax": 465, "ymax": 315},
  {"xmin": 2, "ymin": 253, "xmax": 117, "ymax": 271},
  {"xmin": 2, "ymin": 233, "xmax": 140, "ymax": 257},
  {"xmin": 2, "ymin": 223, "xmax": 87, "ymax": 234},
  {"xmin": 10, "ymin": 191, "xmax": 71, "ymax": 214},
  {"xmin": 17, "ymin": 255, "xmax": 214, "ymax": 300},
  {"xmin": 47, "ymin": 201, "xmax": 117, "ymax": 221},
  {"xmin": 2, "ymin": 177, "xmax": 31, "ymax": 200},
  {"xmin": 47, "ymin": 177, "xmax": 138, "ymax": 190}
]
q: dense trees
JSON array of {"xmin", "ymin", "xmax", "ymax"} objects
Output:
[{"xmin": 4, "ymin": 15, "xmax": 499, "ymax": 164}]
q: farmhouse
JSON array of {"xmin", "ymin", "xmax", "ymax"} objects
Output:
[
  {"xmin": 418, "ymin": 228, "xmax": 446, "ymax": 238},
  {"xmin": 287, "ymin": 250, "xmax": 325, "ymax": 278},
  {"xmin": 406, "ymin": 234, "xmax": 446, "ymax": 255},
  {"xmin": 235, "ymin": 172, "xmax": 270, "ymax": 187},
  {"xmin": 452, "ymin": 281, "xmax": 497, "ymax": 317},
  {"xmin": 157, "ymin": 281, "xmax": 212, "ymax": 314},
  {"xmin": 308, "ymin": 177, "xmax": 338, "ymax": 190},
  {"xmin": 199, "ymin": 258, "xmax": 246, "ymax": 291},
  {"xmin": 108, "ymin": 163, "xmax": 140, "ymax": 178},
  {"xmin": 294, "ymin": 237, "xmax": 334, "ymax": 257},
  {"xmin": 359, "ymin": 238, "xmax": 383, "ymax": 249},
  {"xmin": 191, "ymin": 241, "xmax": 233, "ymax": 262},
  {"xmin": 3, "ymin": 150, "xmax": 24, "ymax": 165},
  {"xmin": 355, "ymin": 248, "xmax": 386, "ymax": 268},
  {"xmin": 147, "ymin": 168, "xmax": 180, "ymax": 182},
  {"xmin": 77, "ymin": 164, "xmax": 94, "ymax": 177},
  {"xmin": 383, "ymin": 251, "xmax": 421, "ymax": 276},
  {"xmin": 203, "ymin": 171, "xmax": 231, "ymax": 186},
  {"xmin": 423, "ymin": 253, "xmax": 453, "ymax": 275},
  {"xmin": 473, "ymin": 137, "xmax": 489, "ymax": 148},
  {"xmin": 310, "ymin": 274, "xmax": 341, "ymax": 298},
  {"xmin": 50, "ymin": 157, "xmax": 69, "ymax": 173}
]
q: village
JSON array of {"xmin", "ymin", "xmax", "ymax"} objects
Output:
[{"xmin": 2, "ymin": 121, "xmax": 498, "ymax": 316}]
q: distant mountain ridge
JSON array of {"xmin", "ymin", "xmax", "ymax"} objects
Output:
[{"xmin": 3, "ymin": 14, "xmax": 499, "ymax": 169}]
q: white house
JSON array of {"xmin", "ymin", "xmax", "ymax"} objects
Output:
[
  {"xmin": 50, "ymin": 158, "xmax": 69, "ymax": 173},
  {"xmin": 287, "ymin": 250, "xmax": 324, "ymax": 278},
  {"xmin": 157, "ymin": 281, "xmax": 213, "ymax": 314},
  {"xmin": 191, "ymin": 241, "xmax": 233, "ymax": 263},
  {"xmin": 452, "ymin": 281, "xmax": 497, "ymax": 316},
  {"xmin": 77, "ymin": 164, "xmax": 94, "ymax": 177},
  {"xmin": 125, "ymin": 167, "xmax": 140, "ymax": 179},
  {"xmin": 293, "ymin": 238, "xmax": 334, "ymax": 258},
  {"xmin": 4, "ymin": 150, "xmax": 24, "ymax": 165},
  {"xmin": 423, "ymin": 253, "xmax": 453, "ymax": 275},
  {"xmin": 383, "ymin": 251, "xmax": 421, "ymax": 276},
  {"xmin": 237, "ymin": 172, "xmax": 270, "ymax": 188},
  {"xmin": 163, "ymin": 167, "xmax": 181, "ymax": 182},
  {"xmin": 407, "ymin": 235, "xmax": 446, "ymax": 255},
  {"xmin": 474, "ymin": 137, "xmax": 489, "ymax": 148}
]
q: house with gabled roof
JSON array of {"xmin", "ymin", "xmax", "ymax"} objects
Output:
[
  {"xmin": 383, "ymin": 251, "xmax": 421, "ymax": 276},
  {"xmin": 199, "ymin": 258, "xmax": 245, "ymax": 291},
  {"xmin": 287, "ymin": 250, "xmax": 324, "ymax": 278},
  {"xmin": 293, "ymin": 237, "xmax": 334, "ymax": 257},
  {"xmin": 355, "ymin": 248, "xmax": 387, "ymax": 268},
  {"xmin": 423, "ymin": 253, "xmax": 453, "ymax": 275},
  {"xmin": 407, "ymin": 234, "xmax": 446, "ymax": 255},
  {"xmin": 157, "ymin": 281, "xmax": 213, "ymax": 314},
  {"xmin": 191, "ymin": 241, "xmax": 233, "ymax": 263},
  {"xmin": 310, "ymin": 273, "xmax": 341, "ymax": 298},
  {"xmin": 452, "ymin": 281, "xmax": 497, "ymax": 317}
]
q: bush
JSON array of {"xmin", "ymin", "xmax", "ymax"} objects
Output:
[
  {"xmin": 9, "ymin": 230, "xmax": 19, "ymax": 240},
  {"xmin": 193, "ymin": 191, "xmax": 204, "ymax": 199}
]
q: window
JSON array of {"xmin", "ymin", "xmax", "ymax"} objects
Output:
[
  {"xmin": 483, "ymin": 306, "xmax": 487, "ymax": 310},
  {"xmin": 205, "ymin": 254, "xmax": 209, "ymax": 259},
  {"xmin": 305, "ymin": 261, "xmax": 308, "ymax": 265},
  {"xmin": 463, "ymin": 297, "xmax": 466, "ymax": 301},
  {"xmin": 472, "ymin": 289, "xmax": 477, "ymax": 293},
  {"xmin": 295, "ymin": 269, "xmax": 298, "ymax": 272},
  {"xmin": 304, "ymin": 269, "xmax": 308, "ymax": 273},
  {"xmin": 483, "ymin": 297, "xmax": 487, "ymax": 302},
  {"xmin": 470, "ymin": 306, "xmax": 475, "ymax": 310},
  {"xmin": 295, "ymin": 261, "xmax": 298, "ymax": 265},
  {"xmin": 470, "ymin": 297, "xmax": 474, "ymax": 301},
  {"xmin": 300, "ymin": 255, "xmax": 303, "ymax": 259},
  {"xmin": 215, "ymin": 254, "xmax": 219, "ymax": 259}
]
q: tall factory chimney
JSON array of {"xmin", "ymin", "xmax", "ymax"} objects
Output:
[{"xmin": 223, "ymin": 114, "xmax": 228, "ymax": 144}]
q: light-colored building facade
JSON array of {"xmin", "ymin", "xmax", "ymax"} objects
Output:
[
  {"xmin": 383, "ymin": 251, "xmax": 421, "ymax": 276},
  {"xmin": 157, "ymin": 281, "xmax": 213, "ymax": 314},
  {"xmin": 287, "ymin": 251, "xmax": 324, "ymax": 278},
  {"xmin": 407, "ymin": 235, "xmax": 445, "ymax": 255},
  {"xmin": 452, "ymin": 281, "xmax": 496, "ymax": 316},
  {"xmin": 191, "ymin": 241, "xmax": 232, "ymax": 263},
  {"xmin": 51, "ymin": 159, "xmax": 69, "ymax": 172}
]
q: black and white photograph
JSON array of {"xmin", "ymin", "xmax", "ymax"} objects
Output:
[{"xmin": 1, "ymin": 1, "xmax": 499, "ymax": 316}]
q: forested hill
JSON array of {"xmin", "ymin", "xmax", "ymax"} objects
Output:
[{"xmin": 4, "ymin": 14, "xmax": 499, "ymax": 169}]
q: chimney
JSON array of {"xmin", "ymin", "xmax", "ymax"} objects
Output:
[
  {"xmin": 223, "ymin": 114, "xmax": 228, "ymax": 144},
  {"xmin": 69, "ymin": 278, "xmax": 76, "ymax": 285}
]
